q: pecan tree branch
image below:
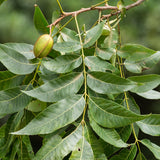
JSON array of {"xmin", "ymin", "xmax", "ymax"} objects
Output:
[
  {"xmin": 49, "ymin": 0, "xmax": 145, "ymax": 27},
  {"xmin": 102, "ymin": 0, "xmax": 145, "ymax": 19}
]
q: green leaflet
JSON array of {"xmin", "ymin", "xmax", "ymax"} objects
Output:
[
  {"xmin": 89, "ymin": 96, "xmax": 150, "ymax": 128},
  {"xmin": 42, "ymin": 54, "xmax": 82, "ymax": 73},
  {"xmin": 109, "ymin": 145, "xmax": 137, "ymax": 160},
  {"xmin": 69, "ymin": 137, "xmax": 94, "ymax": 160},
  {"xmin": 12, "ymin": 95, "xmax": 85, "ymax": 135},
  {"xmin": 5, "ymin": 43, "xmax": 35, "ymax": 60},
  {"xmin": 34, "ymin": 4, "xmax": 49, "ymax": 34},
  {"xmin": 118, "ymin": 44, "xmax": 160, "ymax": 73},
  {"xmin": 141, "ymin": 139, "xmax": 160, "ymax": 159},
  {"xmin": 33, "ymin": 125, "xmax": 82, "ymax": 160},
  {"xmin": 87, "ymin": 71, "xmax": 136, "ymax": 94},
  {"xmin": 84, "ymin": 56, "xmax": 120, "ymax": 74},
  {"xmin": 0, "ymin": 44, "xmax": 36, "ymax": 75},
  {"xmin": 60, "ymin": 27, "xmax": 79, "ymax": 42},
  {"xmin": 0, "ymin": 86, "xmax": 32, "ymax": 118},
  {"xmin": 88, "ymin": 111, "xmax": 128, "ymax": 148},
  {"xmin": 137, "ymin": 114, "xmax": 160, "ymax": 136},
  {"xmin": 22, "ymin": 72, "xmax": 84, "ymax": 102},
  {"xmin": 128, "ymin": 74, "xmax": 160, "ymax": 93},
  {"xmin": 53, "ymin": 41, "xmax": 81, "ymax": 53},
  {"xmin": 0, "ymin": 71, "xmax": 24, "ymax": 91},
  {"xmin": 83, "ymin": 22, "xmax": 104, "ymax": 48}
]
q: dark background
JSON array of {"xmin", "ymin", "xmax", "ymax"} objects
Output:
[{"xmin": 0, "ymin": 0, "xmax": 160, "ymax": 159}]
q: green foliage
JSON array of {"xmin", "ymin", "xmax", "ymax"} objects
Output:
[{"xmin": 0, "ymin": 1, "xmax": 160, "ymax": 159}]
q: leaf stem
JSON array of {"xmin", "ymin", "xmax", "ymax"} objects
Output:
[
  {"xmin": 56, "ymin": 0, "xmax": 64, "ymax": 14},
  {"xmin": 74, "ymin": 15, "xmax": 88, "ymax": 122},
  {"xmin": 117, "ymin": 20, "xmax": 142, "ymax": 156},
  {"xmin": 91, "ymin": 0, "xmax": 109, "ymax": 8},
  {"xmin": 31, "ymin": 58, "xmax": 42, "ymax": 85}
]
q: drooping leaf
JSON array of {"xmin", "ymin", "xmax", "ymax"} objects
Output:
[
  {"xmin": 22, "ymin": 72, "xmax": 84, "ymax": 102},
  {"xmin": 85, "ymin": 56, "xmax": 119, "ymax": 74},
  {"xmin": 12, "ymin": 95, "xmax": 85, "ymax": 135},
  {"xmin": 105, "ymin": 125, "xmax": 132, "ymax": 157},
  {"xmin": 85, "ymin": 124, "xmax": 107, "ymax": 160},
  {"xmin": 53, "ymin": 41, "xmax": 81, "ymax": 53},
  {"xmin": 69, "ymin": 137, "xmax": 94, "ymax": 160},
  {"xmin": 136, "ymin": 90, "xmax": 160, "ymax": 99},
  {"xmin": 0, "ymin": 111, "xmax": 24, "ymax": 158},
  {"xmin": 118, "ymin": 44, "xmax": 160, "ymax": 73},
  {"xmin": 128, "ymin": 74, "xmax": 160, "ymax": 93},
  {"xmin": 118, "ymin": 44, "xmax": 155, "ymax": 59},
  {"xmin": 42, "ymin": 54, "xmax": 82, "ymax": 73},
  {"xmin": 89, "ymin": 96, "xmax": 150, "ymax": 128},
  {"xmin": 87, "ymin": 71, "xmax": 136, "ymax": 94},
  {"xmin": 101, "ymin": 28, "xmax": 118, "ymax": 49},
  {"xmin": 89, "ymin": 111, "xmax": 128, "ymax": 148},
  {"xmin": 137, "ymin": 114, "xmax": 160, "ymax": 136},
  {"xmin": 109, "ymin": 145, "xmax": 137, "ymax": 160},
  {"xmin": 60, "ymin": 27, "xmax": 79, "ymax": 42},
  {"xmin": 0, "ymin": 71, "xmax": 24, "ymax": 91},
  {"xmin": 33, "ymin": 124, "xmax": 82, "ymax": 160},
  {"xmin": 141, "ymin": 139, "xmax": 160, "ymax": 159},
  {"xmin": 34, "ymin": 4, "xmax": 49, "ymax": 34},
  {"xmin": 96, "ymin": 48, "xmax": 115, "ymax": 60},
  {"xmin": 0, "ymin": 44, "xmax": 36, "ymax": 75},
  {"xmin": 83, "ymin": 22, "xmax": 104, "ymax": 48},
  {"xmin": 0, "ymin": 86, "xmax": 32, "ymax": 118},
  {"xmin": 5, "ymin": 43, "xmax": 35, "ymax": 59}
]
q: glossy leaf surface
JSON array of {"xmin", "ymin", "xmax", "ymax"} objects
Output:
[
  {"xmin": 87, "ymin": 71, "xmax": 136, "ymax": 94},
  {"xmin": 42, "ymin": 54, "xmax": 82, "ymax": 73},
  {"xmin": 12, "ymin": 95, "xmax": 85, "ymax": 135},
  {"xmin": 0, "ymin": 44, "xmax": 36, "ymax": 75},
  {"xmin": 22, "ymin": 72, "xmax": 84, "ymax": 102},
  {"xmin": 89, "ymin": 96, "xmax": 150, "ymax": 128},
  {"xmin": 137, "ymin": 114, "xmax": 160, "ymax": 136},
  {"xmin": 34, "ymin": 125, "xmax": 82, "ymax": 160}
]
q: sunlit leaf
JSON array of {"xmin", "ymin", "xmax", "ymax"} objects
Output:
[
  {"xmin": 89, "ymin": 111, "xmax": 128, "ymax": 148},
  {"xmin": 34, "ymin": 125, "xmax": 82, "ymax": 160},
  {"xmin": 87, "ymin": 71, "xmax": 136, "ymax": 94},
  {"xmin": 89, "ymin": 96, "xmax": 150, "ymax": 128},
  {"xmin": 60, "ymin": 27, "xmax": 79, "ymax": 42},
  {"xmin": 137, "ymin": 114, "xmax": 160, "ymax": 136},
  {"xmin": 0, "ymin": 44, "xmax": 36, "ymax": 75},
  {"xmin": 12, "ymin": 95, "xmax": 85, "ymax": 135},
  {"xmin": 53, "ymin": 41, "xmax": 81, "ymax": 53},
  {"xmin": 22, "ymin": 72, "xmax": 84, "ymax": 102},
  {"xmin": 84, "ymin": 22, "xmax": 104, "ymax": 48},
  {"xmin": 118, "ymin": 44, "xmax": 160, "ymax": 73},
  {"xmin": 85, "ymin": 56, "xmax": 119, "ymax": 74},
  {"xmin": 5, "ymin": 43, "xmax": 35, "ymax": 60},
  {"xmin": 128, "ymin": 74, "xmax": 160, "ymax": 93},
  {"xmin": 42, "ymin": 54, "xmax": 82, "ymax": 73},
  {"xmin": 70, "ymin": 137, "xmax": 94, "ymax": 160},
  {"xmin": 136, "ymin": 90, "xmax": 160, "ymax": 99},
  {"xmin": 141, "ymin": 139, "xmax": 160, "ymax": 159}
]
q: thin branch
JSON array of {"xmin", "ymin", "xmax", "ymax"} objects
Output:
[
  {"xmin": 49, "ymin": 0, "xmax": 145, "ymax": 27},
  {"xmin": 102, "ymin": 0, "xmax": 145, "ymax": 19}
]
